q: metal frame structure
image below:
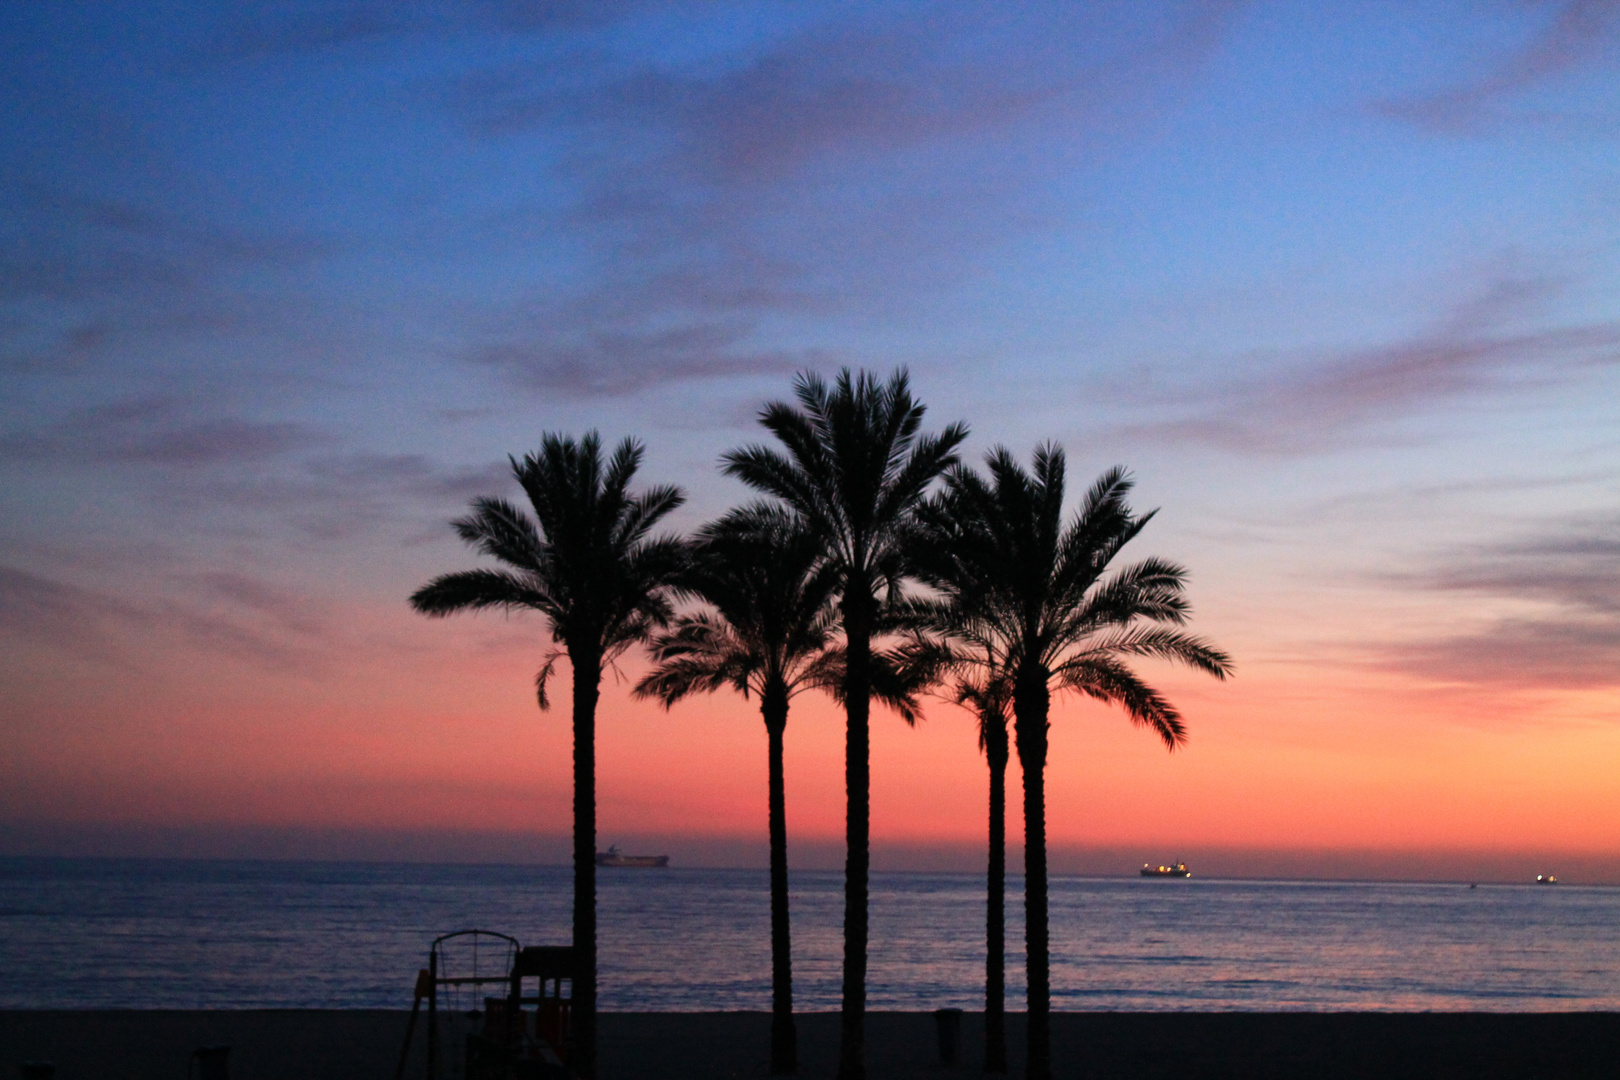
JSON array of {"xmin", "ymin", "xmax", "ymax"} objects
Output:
[{"xmin": 396, "ymin": 930, "xmax": 575, "ymax": 1080}]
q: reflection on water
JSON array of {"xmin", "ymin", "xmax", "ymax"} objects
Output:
[{"xmin": 3, "ymin": 859, "xmax": 1617, "ymax": 1011}]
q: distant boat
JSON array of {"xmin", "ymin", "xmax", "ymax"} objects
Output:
[
  {"xmin": 1536, "ymin": 874, "xmax": 1558, "ymax": 885},
  {"xmin": 1141, "ymin": 861, "xmax": 1191, "ymax": 878},
  {"xmin": 596, "ymin": 845, "xmax": 669, "ymax": 868}
]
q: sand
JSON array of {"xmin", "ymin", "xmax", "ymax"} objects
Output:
[{"xmin": 4, "ymin": 1010, "xmax": 1619, "ymax": 1079}]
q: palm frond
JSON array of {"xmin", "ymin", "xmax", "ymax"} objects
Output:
[
  {"xmin": 1057, "ymin": 655, "xmax": 1188, "ymax": 750},
  {"xmin": 412, "ymin": 430, "xmax": 687, "ymax": 702},
  {"xmin": 906, "ymin": 446, "xmax": 1228, "ymax": 751},
  {"xmin": 409, "ymin": 569, "xmax": 550, "ymax": 618},
  {"xmin": 637, "ymin": 500, "xmax": 843, "ymax": 717},
  {"xmin": 1057, "ymin": 625, "xmax": 1234, "ymax": 680},
  {"xmin": 451, "ymin": 497, "xmax": 545, "ymax": 569},
  {"xmin": 634, "ymin": 652, "xmax": 747, "ymax": 707},
  {"xmin": 534, "ymin": 649, "xmax": 563, "ymax": 711}
]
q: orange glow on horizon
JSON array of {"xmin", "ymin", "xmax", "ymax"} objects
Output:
[{"xmin": 6, "ymin": 586, "xmax": 1616, "ymax": 879}]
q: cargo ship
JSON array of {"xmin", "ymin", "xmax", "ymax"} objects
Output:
[
  {"xmin": 595, "ymin": 845, "xmax": 669, "ymax": 868},
  {"xmin": 1141, "ymin": 861, "xmax": 1191, "ymax": 878}
]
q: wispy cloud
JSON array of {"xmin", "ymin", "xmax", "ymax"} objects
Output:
[
  {"xmin": 1397, "ymin": 617, "xmax": 1620, "ymax": 691},
  {"xmin": 201, "ymin": 1, "xmax": 643, "ymax": 63},
  {"xmin": 0, "ymin": 181, "xmax": 333, "ymax": 375},
  {"xmin": 470, "ymin": 319, "xmax": 823, "ymax": 397},
  {"xmin": 1377, "ymin": 515, "xmax": 1620, "ymax": 689},
  {"xmin": 0, "ymin": 563, "xmax": 336, "ymax": 674},
  {"xmin": 0, "ymin": 394, "xmax": 517, "ymax": 543},
  {"xmin": 0, "ymin": 184, "xmax": 327, "ymax": 302},
  {"xmin": 1109, "ymin": 266, "xmax": 1620, "ymax": 453},
  {"xmin": 171, "ymin": 451, "xmax": 517, "ymax": 543},
  {"xmin": 203, "ymin": 3, "xmax": 429, "ymax": 61},
  {"xmin": 0, "ymin": 398, "xmax": 322, "ymax": 467},
  {"xmin": 445, "ymin": 2, "xmax": 1243, "ymax": 396},
  {"xmin": 15, "ymin": 4, "xmax": 1246, "ymax": 399},
  {"xmin": 0, "ymin": 565, "xmax": 145, "ymax": 663},
  {"xmin": 1371, "ymin": 0, "xmax": 1620, "ymax": 134}
]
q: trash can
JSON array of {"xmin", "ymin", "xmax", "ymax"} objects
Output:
[
  {"xmin": 933, "ymin": 1007, "xmax": 963, "ymax": 1066},
  {"xmin": 191, "ymin": 1045, "xmax": 230, "ymax": 1080}
]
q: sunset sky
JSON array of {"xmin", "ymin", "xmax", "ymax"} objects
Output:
[{"xmin": 3, "ymin": 1, "xmax": 1618, "ymax": 881}]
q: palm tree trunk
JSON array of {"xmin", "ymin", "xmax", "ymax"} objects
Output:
[
  {"xmin": 836, "ymin": 604, "xmax": 872, "ymax": 1080},
  {"xmin": 1014, "ymin": 679, "xmax": 1051, "ymax": 1080},
  {"xmin": 763, "ymin": 684, "xmax": 798, "ymax": 1074},
  {"xmin": 570, "ymin": 650, "xmax": 601, "ymax": 1080},
  {"xmin": 984, "ymin": 729, "xmax": 1008, "ymax": 1075}
]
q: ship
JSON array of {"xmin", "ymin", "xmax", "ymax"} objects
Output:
[
  {"xmin": 1141, "ymin": 861, "xmax": 1191, "ymax": 878},
  {"xmin": 595, "ymin": 845, "xmax": 669, "ymax": 868},
  {"xmin": 1536, "ymin": 874, "xmax": 1558, "ymax": 885}
]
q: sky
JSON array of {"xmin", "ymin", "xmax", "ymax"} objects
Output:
[{"xmin": 2, "ymin": 0, "xmax": 1618, "ymax": 881}]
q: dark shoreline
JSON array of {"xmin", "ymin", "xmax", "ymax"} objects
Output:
[{"xmin": 6, "ymin": 1010, "xmax": 1619, "ymax": 1079}]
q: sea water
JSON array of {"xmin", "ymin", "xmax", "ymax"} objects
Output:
[{"xmin": 3, "ymin": 858, "xmax": 1618, "ymax": 1011}]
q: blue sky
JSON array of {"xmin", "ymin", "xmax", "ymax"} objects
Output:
[{"xmin": 3, "ymin": 1, "xmax": 1618, "ymax": 871}]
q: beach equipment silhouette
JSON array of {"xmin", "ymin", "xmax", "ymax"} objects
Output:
[{"xmin": 394, "ymin": 930, "xmax": 571, "ymax": 1080}]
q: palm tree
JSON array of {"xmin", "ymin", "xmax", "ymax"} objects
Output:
[
  {"xmin": 959, "ymin": 666, "xmax": 1012, "ymax": 1076},
  {"xmin": 889, "ymin": 629, "xmax": 1011, "ymax": 1076},
  {"xmin": 910, "ymin": 447, "xmax": 1233, "ymax": 1080},
  {"xmin": 634, "ymin": 506, "xmax": 840, "ymax": 1075},
  {"xmin": 722, "ymin": 369, "xmax": 967, "ymax": 1080},
  {"xmin": 409, "ymin": 433, "xmax": 686, "ymax": 1080}
]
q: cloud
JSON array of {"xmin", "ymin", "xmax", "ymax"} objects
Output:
[
  {"xmin": 444, "ymin": 2, "xmax": 1244, "ymax": 396},
  {"xmin": 15, "ymin": 4, "xmax": 1246, "ymax": 399},
  {"xmin": 1376, "ymin": 515, "xmax": 1620, "ymax": 689},
  {"xmin": 0, "ymin": 181, "xmax": 333, "ymax": 375},
  {"xmin": 0, "ymin": 398, "xmax": 324, "ymax": 467},
  {"xmin": 1395, "ymin": 618, "xmax": 1620, "ymax": 690},
  {"xmin": 1423, "ymin": 532, "xmax": 1620, "ymax": 615},
  {"xmin": 0, "ymin": 565, "xmax": 145, "ymax": 662},
  {"xmin": 1108, "ymin": 267, "xmax": 1620, "ymax": 453},
  {"xmin": 304, "ymin": 452, "xmax": 513, "ymax": 504},
  {"xmin": 0, "ymin": 185, "xmax": 327, "ymax": 302},
  {"xmin": 188, "ymin": 571, "xmax": 332, "ymax": 640},
  {"xmin": 170, "ymin": 451, "xmax": 518, "ymax": 543},
  {"xmin": 470, "ymin": 319, "xmax": 822, "ymax": 397},
  {"xmin": 456, "ymin": 4, "xmax": 1241, "ymax": 170},
  {"xmin": 1371, "ymin": 0, "xmax": 1620, "ymax": 134},
  {"xmin": 204, "ymin": 2, "xmax": 429, "ymax": 61},
  {"xmin": 0, "ymin": 562, "xmax": 340, "ymax": 675},
  {"xmin": 0, "ymin": 395, "xmax": 519, "ymax": 542},
  {"xmin": 200, "ymin": 1, "xmax": 643, "ymax": 63}
]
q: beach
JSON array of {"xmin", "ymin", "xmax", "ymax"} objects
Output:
[{"xmin": 6, "ymin": 1010, "xmax": 1620, "ymax": 1079}]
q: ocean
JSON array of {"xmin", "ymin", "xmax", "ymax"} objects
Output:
[{"xmin": 3, "ymin": 858, "xmax": 1618, "ymax": 1012}]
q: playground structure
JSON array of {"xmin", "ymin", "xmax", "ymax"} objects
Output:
[{"xmin": 396, "ymin": 930, "xmax": 575, "ymax": 1080}]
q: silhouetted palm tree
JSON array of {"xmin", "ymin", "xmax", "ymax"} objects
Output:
[
  {"xmin": 409, "ymin": 433, "xmax": 686, "ymax": 1080},
  {"xmin": 910, "ymin": 447, "xmax": 1233, "ymax": 1080},
  {"xmin": 723, "ymin": 369, "xmax": 966, "ymax": 1080},
  {"xmin": 887, "ymin": 626, "xmax": 1011, "ymax": 1075},
  {"xmin": 960, "ymin": 666, "xmax": 1013, "ymax": 1075},
  {"xmin": 634, "ymin": 506, "xmax": 839, "ymax": 1075}
]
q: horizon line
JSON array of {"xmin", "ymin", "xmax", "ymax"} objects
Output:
[{"xmin": 4, "ymin": 851, "xmax": 1610, "ymax": 888}]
